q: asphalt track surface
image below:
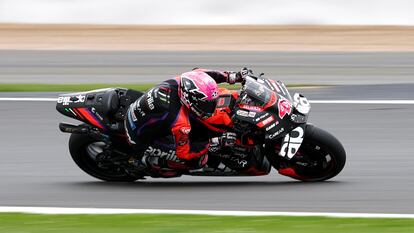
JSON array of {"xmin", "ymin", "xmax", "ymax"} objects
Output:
[
  {"xmin": 1, "ymin": 51, "xmax": 414, "ymax": 85},
  {"xmin": 1, "ymin": 51, "xmax": 414, "ymax": 214}
]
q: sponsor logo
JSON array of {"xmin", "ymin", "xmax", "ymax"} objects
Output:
[
  {"xmin": 91, "ymin": 107, "xmax": 104, "ymax": 121},
  {"xmin": 158, "ymin": 89, "xmax": 170, "ymax": 104},
  {"xmin": 254, "ymin": 113, "xmax": 270, "ymax": 122},
  {"xmin": 262, "ymin": 116, "xmax": 274, "ymax": 125},
  {"xmin": 278, "ymin": 96, "xmax": 292, "ymax": 119},
  {"xmin": 74, "ymin": 94, "xmax": 86, "ymax": 103},
  {"xmin": 147, "ymin": 89, "xmax": 155, "ymax": 110},
  {"xmin": 256, "ymin": 116, "xmax": 275, "ymax": 128},
  {"xmin": 180, "ymin": 127, "xmax": 191, "ymax": 135},
  {"xmin": 266, "ymin": 122, "xmax": 277, "ymax": 131},
  {"xmin": 230, "ymin": 157, "xmax": 248, "ymax": 168},
  {"xmin": 144, "ymin": 146, "xmax": 176, "ymax": 159},
  {"xmin": 58, "ymin": 94, "xmax": 86, "ymax": 106},
  {"xmin": 248, "ymin": 112, "xmax": 256, "ymax": 117},
  {"xmin": 236, "ymin": 110, "xmax": 247, "ymax": 117},
  {"xmin": 239, "ymin": 104, "xmax": 263, "ymax": 112},
  {"xmin": 269, "ymin": 128, "xmax": 285, "ymax": 139},
  {"xmin": 57, "ymin": 96, "xmax": 71, "ymax": 105},
  {"xmin": 236, "ymin": 110, "xmax": 256, "ymax": 118}
]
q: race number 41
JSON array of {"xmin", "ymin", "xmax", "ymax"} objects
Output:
[{"xmin": 279, "ymin": 125, "xmax": 305, "ymax": 159}]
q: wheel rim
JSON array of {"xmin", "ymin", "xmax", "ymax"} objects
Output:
[
  {"xmin": 276, "ymin": 140, "xmax": 337, "ymax": 181},
  {"xmin": 81, "ymin": 141, "xmax": 130, "ymax": 178},
  {"xmin": 86, "ymin": 142, "xmax": 106, "ymax": 160},
  {"xmin": 293, "ymin": 140, "xmax": 337, "ymax": 180}
]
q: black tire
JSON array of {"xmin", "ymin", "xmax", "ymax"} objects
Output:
[
  {"xmin": 272, "ymin": 124, "xmax": 346, "ymax": 182},
  {"xmin": 69, "ymin": 132, "xmax": 139, "ymax": 182}
]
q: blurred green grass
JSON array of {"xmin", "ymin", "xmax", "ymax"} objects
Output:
[
  {"xmin": 0, "ymin": 83, "xmax": 316, "ymax": 92},
  {"xmin": 0, "ymin": 213, "xmax": 413, "ymax": 233}
]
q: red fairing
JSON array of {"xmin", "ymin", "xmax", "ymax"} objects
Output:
[
  {"xmin": 278, "ymin": 168, "xmax": 302, "ymax": 179},
  {"xmin": 242, "ymin": 166, "xmax": 269, "ymax": 176}
]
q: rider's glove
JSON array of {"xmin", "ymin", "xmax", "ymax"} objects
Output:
[
  {"xmin": 209, "ymin": 132, "xmax": 237, "ymax": 153},
  {"xmin": 239, "ymin": 67, "xmax": 253, "ymax": 79},
  {"xmin": 226, "ymin": 67, "xmax": 252, "ymax": 84},
  {"xmin": 228, "ymin": 67, "xmax": 254, "ymax": 84},
  {"xmin": 219, "ymin": 132, "xmax": 237, "ymax": 147},
  {"xmin": 226, "ymin": 72, "xmax": 238, "ymax": 84}
]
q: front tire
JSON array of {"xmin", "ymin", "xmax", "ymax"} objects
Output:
[
  {"xmin": 271, "ymin": 124, "xmax": 346, "ymax": 182},
  {"xmin": 69, "ymin": 132, "xmax": 139, "ymax": 182}
]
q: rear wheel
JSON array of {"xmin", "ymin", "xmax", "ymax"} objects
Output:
[
  {"xmin": 270, "ymin": 124, "xmax": 346, "ymax": 182},
  {"xmin": 69, "ymin": 132, "xmax": 139, "ymax": 182}
]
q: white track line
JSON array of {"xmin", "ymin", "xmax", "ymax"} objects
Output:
[
  {"xmin": 311, "ymin": 100, "xmax": 414, "ymax": 104},
  {"xmin": 0, "ymin": 97, "xmax": 57, "ymax": 101},
  {"xmin": 1, "ymin": 97, "xmax": 414, "ymax": 104},
  {"xmin": 0, "ymin": 206, "xmax": 413, "ymax": 218}
]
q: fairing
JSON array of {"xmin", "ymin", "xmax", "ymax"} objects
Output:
[
  {"xmin": 56, "ymin": 88, "xmax": 142, "ymax": 131},
  {"xmin": 233, "ymin": 76, "xmax": 311, "ymax": 159}
]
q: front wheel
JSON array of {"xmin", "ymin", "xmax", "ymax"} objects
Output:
[
  {"xmin": 69, "ymin": 132, "xmax": 139, "ymax": 182},
  {"xmin": 270, "ymin": 124, "xmax": 346, "ymax": 182}
]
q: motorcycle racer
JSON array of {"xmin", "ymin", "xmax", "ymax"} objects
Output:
[{"xmin": 124, "ymin": 68, "xmax": 250, "ymax": 174}]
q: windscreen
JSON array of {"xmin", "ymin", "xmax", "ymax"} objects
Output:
[{"xmin": 243, "ymin": 77, "xmax": 274, "ymax": 106}]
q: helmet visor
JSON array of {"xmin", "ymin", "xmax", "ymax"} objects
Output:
[{"xmin": 193, "ymin": 98, "xmax": 217, "ymax": 118}]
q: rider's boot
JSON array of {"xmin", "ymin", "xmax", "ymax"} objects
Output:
[{"xmin": 128, "ymin": 155, "xmax": 148, "ymax": 170}]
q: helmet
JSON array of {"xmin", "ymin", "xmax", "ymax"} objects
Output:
[{"xmin": 179, "ymin": 71, "xmax": 219, "ymax": 119}]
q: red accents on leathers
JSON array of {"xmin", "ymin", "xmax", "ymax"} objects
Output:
[{"xmin": 171, "ymin": 106, "xmax": 209, "ymax": 160}]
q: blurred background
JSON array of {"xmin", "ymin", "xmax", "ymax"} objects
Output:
[{"xmin": 0, "ymin": 0, "xmax": 414, "ymax": 85}]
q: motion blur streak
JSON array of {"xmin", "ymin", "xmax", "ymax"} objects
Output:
[{"xmin": 1, "ymin": 0, "xmax": 414, "ymax": 25}]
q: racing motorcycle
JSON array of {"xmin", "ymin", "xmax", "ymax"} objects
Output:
[{"xmin": 56, "ymin": 75, "xmax": 346, "ymax": 182}]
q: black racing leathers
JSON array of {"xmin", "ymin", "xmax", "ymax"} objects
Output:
[{"xmin": 124, "ymin": 69, "xmax": 232, "ymax": 170}]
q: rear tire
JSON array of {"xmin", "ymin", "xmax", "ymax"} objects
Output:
[
  {"xmin": 69, "ymin": 132, "xmax": 139, "ymax": 182},
  {"xmin": 271, "ymin": 124, "xmax": 346, "ymax": 182}
]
